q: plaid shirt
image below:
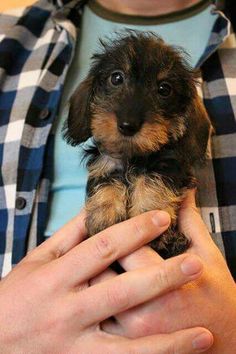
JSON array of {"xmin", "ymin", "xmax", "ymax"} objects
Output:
[{"xmin": 0, "ymin": 0, "xmax": 235, "ymax": 279}]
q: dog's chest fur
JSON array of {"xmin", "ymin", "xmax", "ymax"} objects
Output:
[
  {"xmin": 85, "ymin": 143, "xmax": 192, "ymax": 195},
  {"xmin": 84, "ymin": 143, "xmax": 192, "ymax": 257}
]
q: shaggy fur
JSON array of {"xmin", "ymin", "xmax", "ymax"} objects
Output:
[{"xmin": 64, "ymin": 32, "xmax": 211, "ymax": 258}]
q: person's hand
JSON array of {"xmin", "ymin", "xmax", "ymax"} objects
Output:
[
  {"xmin": 102, "ymin": 190, "xmax": 236, "ymax": 354},
  {"xmin": 0, "ymin": 209, "xmax": 213, "ymax": 354}
]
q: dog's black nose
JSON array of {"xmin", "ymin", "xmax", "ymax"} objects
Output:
[{"xmin": 118, "ymin": 122, "xmax": 139, "ymax": 136}]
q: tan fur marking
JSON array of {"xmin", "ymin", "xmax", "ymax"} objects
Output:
[
  {"xmin": 133, "ymin": 121, "xmax": 169, "ymax": 154},
  {"xmin": 86, "ymin": 180, "xmax": 127, "ymax": 236},
  {"xmin": 128, "ymin": 174, "xmax": 185, "ymax": 222},
  {"xmin": 151, "ymin": 114, "xmax": 186, "ymax": 141},
  {"xmin": 91, "ymin": 111, "xmax": 118, "ymax": 141},
  {"xmin": 193, "ymin": 95, "xmax": 209, "ymax": 117},
  {"xmin": 168, "ymin": 117, "xmax": 186, "ymax": 140},
  {"xmin": 91, "ymin": 111, "xmax": 122, "ymax": 156},
  {"xmin": 91, "ymin": 111, "xmax": 170, "ymax": 156}
]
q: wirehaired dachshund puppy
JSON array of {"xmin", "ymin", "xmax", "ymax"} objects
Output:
[{"xmin": 64, "ymin": 32, "xmax": 211, "ymax": 259}]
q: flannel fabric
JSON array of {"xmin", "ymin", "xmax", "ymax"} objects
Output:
[{"xmin": 0, "ymin": 0, "xmax": 235, "ymax": 278}]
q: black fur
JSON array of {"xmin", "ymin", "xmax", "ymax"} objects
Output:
[{"xmin": 64, "ymin": 32, "xmax": 211, "ymax": 258}]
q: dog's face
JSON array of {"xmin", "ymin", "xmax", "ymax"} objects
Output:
[{"xmin": 65, "ymin": 32, "xmax": 210, "ymax": 162}]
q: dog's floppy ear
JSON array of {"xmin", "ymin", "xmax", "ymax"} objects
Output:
[
  {"xmin": 180, "ymin": 96, "xmax": 212, "ymax": 164},
  {"xmin": 64, "ymin": 76, "xmax": 94, "ymax": 146}
]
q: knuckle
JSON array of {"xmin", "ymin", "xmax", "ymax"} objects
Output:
[
  {"xmin": 106, "ymin": 281, "xmax": 131, "ymax": 311},
  {"xmin": 155, "ymin": 265, "xmax": 172, "ymax": 292},
  {"xmin": 47, "ymin": 246, "xmax": 64, "ymax": 260},
  {"xmin": 21, "ymin": 243, "xmax": 64, "ymax": 264},
  {"xmin": 132, "ymin": 218, "xmax": 147, "ymax": 241},
  {"xmin": 94, "ymin": 234, "xmax": 116, "ymax": 261},
  {"xmin": 129, "ymin": 315, "xmax": 154, "ymax": 337},
  {"xmin": 191, "ymin": 205, "xmax": 201, "ymax": 216}
]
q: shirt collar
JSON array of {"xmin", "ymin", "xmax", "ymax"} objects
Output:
[
  {"xmin": 52, "ymin": 0, "xmax": 221, "ymax": 11},
  {"xmin": 51, "ymin": 0, "xmax": 230, "ymax": 58}
]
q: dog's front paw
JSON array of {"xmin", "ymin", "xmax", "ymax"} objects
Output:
[
  {"xmin": 85, "ymin": 181, "xmax": 127, "ymax": 236},
  {"xmin": 85, "ymin": 207, "xmax": 126, "ymax": 236},
  {"xmin": 150, "ymin": 229, "xmax": 191, "ymax": 259}
]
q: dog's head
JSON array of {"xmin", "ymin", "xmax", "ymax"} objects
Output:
[{"xmin": 64, "ymin": 32, "xmax": 211, "ymax": 163}]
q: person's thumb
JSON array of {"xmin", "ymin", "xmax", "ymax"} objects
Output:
[
  {"xmin": 178, "ymin": 189, "xmax": 214, "ymax": 254},
  {"xmin": 180, "ymin": 188, "xmax": 197, "ymax": 210}
]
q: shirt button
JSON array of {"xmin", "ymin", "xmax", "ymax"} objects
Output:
[
  {"xmin": 39, "ymin": 108, "xmax": 51, "ymax": 120},
  {"xmin": 16, "ymin": 197, "xmax": 27, "ymax": 210}
]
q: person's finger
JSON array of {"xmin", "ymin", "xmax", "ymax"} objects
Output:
[
  {"xmin": 52, "ymin": 210, "xmax": 170, "ymax": 286},
  {"xmin": 72, "ymin": 254, "xmax": 203, "ymax": 327},
  {"xmin": 91, "ymin": 247, "xmax": 161, "ymax": 284},
  {"xmin": 90, "ymin": 268, "xmax": 116, "ymax": 286},
  {"xmin": 76, "ymin": 327, "xmax": 213, "ymax": 354},
  {"xmin": 119, "ymin": 245, "xmax": 163, "ymax": 271},
  {"xmin": 178, "ymin": 190, "xmax": 215, "ymax": 252},
  {"xmin": 111, "ymin": 327, "xmax": 213, "ymax": 354},
  {"xmin": 181, "ymin": 188, "xmax": 198, "ymax": 210},
  {"xmin": 23, "ymin": 210, "xmax": 87, "ymax": 264}
]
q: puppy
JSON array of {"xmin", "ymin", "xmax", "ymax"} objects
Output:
[{"xmin": 64, "ymin": 32, "xmax": 211, "ymax": 259}]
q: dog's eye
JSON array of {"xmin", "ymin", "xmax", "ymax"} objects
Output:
[
  {"xmin": 158, "ymin": 81, "xmax": 172, "ymax": 97},
  {"xmin": 109, "ymin": 71, "xmax": 125, "ymax": 86}
]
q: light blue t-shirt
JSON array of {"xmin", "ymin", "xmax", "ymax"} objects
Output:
[{"xmin": 45, "ymin": 0, "xmax": 219, "ymax": 235}]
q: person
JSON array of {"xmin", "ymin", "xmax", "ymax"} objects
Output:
[{"xmin": 0, "ymin": 0, "xmax": 235, "ymax": 352}]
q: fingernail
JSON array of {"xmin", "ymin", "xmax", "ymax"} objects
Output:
[
  {"xmin": 181, "ymin": 256, "xmax": 202, "ymax": 276},
  {"xmin": 192, "ymin": 331, "xmax": 213, "ymax": 351},
  {"xmin": 152, "ymin": 211, "xmax": 170, "ymax": 227}
]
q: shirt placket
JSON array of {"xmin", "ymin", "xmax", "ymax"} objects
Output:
[
  {"xmin": 195, "ymin": 7, "xmax": 232, "ymax": 257},
  {"xmin": 11, "ymin": 6, "xmax": 79, "ymax": 267}
]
